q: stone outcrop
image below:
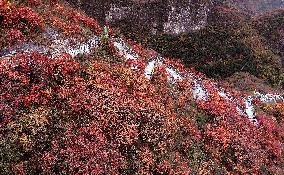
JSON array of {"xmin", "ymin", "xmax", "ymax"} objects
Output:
[
  {"xmin": 67, "ymin": 0, "xmax": 211, "ymax": 35},
  {"xmin": 66, "ymin": 0, "xmax": 284, "ymax": 35}
]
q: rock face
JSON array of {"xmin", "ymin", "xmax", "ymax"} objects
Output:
[
  {"xmin": 163, "ymin": 0, "xmax": 209, "ymax": 34},
  {"xmin": 67, "ymin": 0, "xmax": 210, "ymax": 35},
  {"xmin": 66, "ymin": 0, "xmax": 284, "ymax": 35}
]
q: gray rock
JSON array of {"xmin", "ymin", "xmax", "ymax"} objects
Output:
[{"xmin": 67, "ymin": 0, "xmax": 210, "ymax": 35}]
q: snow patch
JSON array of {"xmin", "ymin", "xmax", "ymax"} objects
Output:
[
  {"xmin": 254, "ymin": 91, "xmax": 284, "ymax": 103},
  {"xmin": 192, "ymin": 82, "xmax": 208, "ymax": 100},
  {"xmin": 219, "ymin": 89, "xmax": 258, "ymax": 125},
  {"xmin": 2, "ymin": 29, "xmax": 283, "ymax": 126},
  {"xmin": 0, "ymin": 28, "xmax": 100, "ymax": 58},
  {"xmin": 144, "ymin": 60, "xmax": 157, "ymax": 79},
  {"xmin": 50, "ymin": 36, "xmax": 100, "ymax": 57},
  {"xmin": 244, "ymin": 96, "xmax": 258, "ymax": 124},
  {"xmin": 218, "ymin": 90, "xmax": 229, "ymax": 99},
  {"xmin": 113, "ymin": 39, "xmax": 139, "ymax": 60},
  {"xmin": 166, "ymin": 67, "xmax": 183, "ymax": 82}
]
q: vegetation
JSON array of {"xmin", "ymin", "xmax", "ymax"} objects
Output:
[
  {"xmin": 1, "ymin": 0, "xmax": 284, "ymax": 174},
  {"xmin": 121, "ymin": 4, "xmax": 284, "ymax": 88}
]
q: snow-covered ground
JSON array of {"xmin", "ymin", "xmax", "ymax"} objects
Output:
[
  {"xmin": 254, "ymin": 91, "xmax": 284, "ymax": 103},
  {"xmin": 113, "ymin": 38, "xmax": 139, "ymax": 60},
  {"xmin": 111, "ymin": 37, "xmax": 284, "ymax": 125},
  {"xmin": 0, "ymin": 28, "xmax": 100, "ymax": 59},
  {"xmin": 1, "ymin": 28, "xmax": 283, "ymax": 125}
]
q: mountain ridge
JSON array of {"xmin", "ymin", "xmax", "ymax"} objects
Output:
[{"xmin": 1, "ymin": 0, "xmax": 284, "ymax": 174}]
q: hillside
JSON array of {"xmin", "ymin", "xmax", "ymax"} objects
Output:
[
  {"xmin": 227, "ymin": 0, "xmax": 284, "ymax": 15},
  {"xmin": 1, "ymin": 0, "xmax": 284, "ymax": 174},
  {"xmin": 125, "ymin": 3, "xmax": 284, "ymax": 89},
  {"xmin": 66, "ymin": 0, "xmax": 210, "ymax": 35}
]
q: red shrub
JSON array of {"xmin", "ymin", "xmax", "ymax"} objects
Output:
[
  {"xmin": 27, "ymin": 0, "xmax": 42, "ymax": 6},
  {"xmin": 41, "ymin": 123, "xmax": 125, "ymax": 174},
  {"xmin": 0, "ymin": 1, "xmax": 284, "ymax": 174},
  {"xmin": 2, "ymin": 6, "xmax": 43, "ymax": 29},
  {"xmin": 6, "ymin": 28, "xmax": 25, "ymax": 45}
]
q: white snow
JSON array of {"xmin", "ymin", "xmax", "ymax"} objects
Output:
[
  {"xmin": 166, "ymin": 67, "xmax": 183, "ymax": 82},
  {"xmin": 144, "ymin": 60, "xmax": 157, "ymax": 79},
  {"xmin": 3, "ymin": 30, "xmax": 284, "ymax": 126},
  {"xmin": 113, "ymin": 39, "xmax": 139, "ymax": 60},
  {"xmin": 218, "ymin": 90, "xmax": 229, "ymax": 99},
  {"xmin": 50, "ymin": 36, "xmax": 100, "ymax": 57},
  {"xmin": 254, "ymin": 91, "xmax": 284, "ymax": 103},
  {"xmin": 192, "ymin": 82, "xmax": 208, "ymax": 100},
  {"xmin": 0, "ymin": 28, "xmax": 100, "ymax": 59},
  {"xmin": 244, "ymin": 96, "xmax": 258, "ymax": 124},
  {"xmin": 218, "ymin": 90, "xmax": 257, "ymax": 124}
]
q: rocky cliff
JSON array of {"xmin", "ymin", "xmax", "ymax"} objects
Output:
[
  {"xmin": 67, "ymin": 0, "xmax": 210, "ymax": 35},
  {"xmin": 67, "ymin": 0, "xmax": 284, "ymax": 36}
]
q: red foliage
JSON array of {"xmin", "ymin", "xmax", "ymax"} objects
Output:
[
  {"xmin": 1, "ymin": 5, "xmax": 43, "ymax": 29},
  {"xmin": 111, "ymin": 37, "xmax": 284, "ymax": 173},
  {"xmin": 50, "ymin": 16, "xmax": 81, "ymax": 35},
  {"xmin": 41, "ymin": 123, "xmax": 125, "ymax": 174},
  {"xmin": 1, "ymin": 45, "xmax": 283, "ymax": 175},
  {"xmin": 0, "ymin": 1, "xmax": 284, "ymax": 174},
  {"xmin": 51, "ymin": 4, "xmax": 102, "ymax": 35},
  {"xmin": 27, "ymin": 0, "xmax": 42, "ymax": 6},
  {"xmin": 0, "ymin": 52, "xmax": 198, "ymax": 174},
  {"xmin": 0, "ymin": 53, "xmax": 79, "ymax": 125},
  {"xmin": 68, "ymin": 10, "xmax": 102, "ymax": 34},
  {"xmin": 6, "ymin": 28, "xmax": 25, "ymax": 45}
]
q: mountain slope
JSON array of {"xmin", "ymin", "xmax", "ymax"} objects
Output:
[
  {"xmin": 227, "ymin": 0, "xmax": 284, "ymax": 15},
  {"xmin": 133, "ymin": 4, "xmax": 284, "ymax": 89},
  {"xmin": 1, "ymin": 0, "xmax": 284, "ymax": 174}
]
